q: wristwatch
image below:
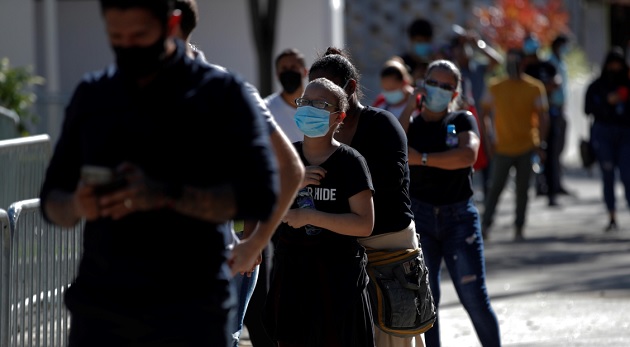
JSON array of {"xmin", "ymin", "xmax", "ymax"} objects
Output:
[{"xmin": 422, "ymin": 153, "xmax": 428, "ymax": 166}]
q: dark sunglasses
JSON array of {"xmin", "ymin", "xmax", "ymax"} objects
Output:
[{"xmin": 424, "ymin": 79, "xmax": 456, "ymax": 92}]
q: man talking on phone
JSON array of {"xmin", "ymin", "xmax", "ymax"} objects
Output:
[{"xmin": 38, "ymin": 0, "xmax": 278, "ymax": 346}]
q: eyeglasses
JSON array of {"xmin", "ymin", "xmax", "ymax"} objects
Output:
[
  {"xmin": 295, "ymin": 98, "xmax": 335, "ymax": 109},
  {"xmin": 424, "ymin": 79, "xmax": 456, "ymax": 92}
]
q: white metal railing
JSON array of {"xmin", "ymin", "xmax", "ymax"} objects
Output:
[
  {"xmin": 0, "ymin": 135, "xmax": 51, "ymax": 211},
  {"xmin": 1, "ymin": 199, "xmax": 83, "ymax": 347}
]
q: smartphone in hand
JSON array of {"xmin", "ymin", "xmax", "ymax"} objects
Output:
[{"xmin": 80, "ymin": 165, "xmax": 127, "ymax": 195}]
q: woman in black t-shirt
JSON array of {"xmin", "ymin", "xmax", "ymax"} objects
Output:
[
  {"xmin": 263, "ymin": 77, "xmax": 375, "ymax": 347},
  {"xmin": 309, "ymin": 47, "xmax": 420, "ymax": 347},
  {"xmin": 399, "ymin": 60, "xmax": 501, "ymax": 347}
]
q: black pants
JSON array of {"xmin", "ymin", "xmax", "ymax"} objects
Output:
[{"xmin": 538, "ymin": 111, "xmax": 567, "ymax": 200}]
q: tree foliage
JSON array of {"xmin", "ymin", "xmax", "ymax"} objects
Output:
[
  {"xmin": 0, "ymin": 58, "xmax": 44, "ymax": 135},
  {"xmin": 473, "ymin": 0, "xmax": 570, "ymax": 51}
]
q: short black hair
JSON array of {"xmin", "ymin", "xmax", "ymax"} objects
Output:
[
  {"xmin": 551, "ymin": 35, "xmax": 568, "ymax": 49},
  {"xmin": 408, "ymin": 18, "xmax": 433, "ymax": 39},
  {"xmin": 99, "ymin": 0, "xmax": 174, "ymax": 26},
  {"xmin": 175, "ymin": 0, "xmax": 198, "ymax": 38},
  {"xmin": 274, "ymin": 48, "xmax": 306, "ymax": 69}
]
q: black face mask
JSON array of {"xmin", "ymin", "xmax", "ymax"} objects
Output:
[
  {"xmin": 113, "ymin": 36, "xmax": 167, "ymax": 79},
  {"xmin": 279, "ymin": 70, "xmax": 302, "ymax": 94},
  {"xmin": 605, "ymin": 70, "xmax": 624, "ymax": 85}
]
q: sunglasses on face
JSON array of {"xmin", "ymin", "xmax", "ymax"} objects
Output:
[
  {"xmin": 424, "ymin": 79, "xmax": 456, "ymax": 92},
  {"xmin": 295, "ymin": 97, "xmax": 335, "ymax": 110}
]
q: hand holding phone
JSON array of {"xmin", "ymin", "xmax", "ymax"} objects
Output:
[{"xmin": 81, "ymin": 165, "xmax": 127, "ymax": 195}]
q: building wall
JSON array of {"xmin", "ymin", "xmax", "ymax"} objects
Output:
[
  {"xmin": 26, "ymin": 0, "xmax": 342, "ymax": 142},
  {"xmin": 0, "ymin": 0, "xmax": 36, "ymax": 70},
  {"xmin": 344, "ymin": 0, "xmax": 493, "ymax": 104}
]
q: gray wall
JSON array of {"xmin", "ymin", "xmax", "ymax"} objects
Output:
[
  {"xmin": 0, "ymin": 0, "xmax": 36, "ymax": 70},
  {"xmin": 21, "ymin": 0, "xmax": 343, "ymax": 143}
]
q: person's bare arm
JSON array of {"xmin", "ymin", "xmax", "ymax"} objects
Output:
[
  {"xmin": 229, "ymin": 128, "xmax": 304, "ymax": 275},
  {"xmin": 43, "ymin": 163, "xmax": 240, "ymax": 227},
  {"xmin": 283, "ymin": 189, "xmax": 374, "ymax": 237},
  {"xmin": 43, "ymin": 188, "xmax": 93, "ymax": 228},
  {"xmin": 399, "ymin": 89, "xmax": 422, "ymax": 133},
  {"xmin": 414, "ymin": 131, "xmax": 480, "ymax": 170}
]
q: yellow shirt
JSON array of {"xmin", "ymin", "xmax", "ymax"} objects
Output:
[{"xmin": 482, "ymin": 75, "xmax": 547, "ymax": 156}]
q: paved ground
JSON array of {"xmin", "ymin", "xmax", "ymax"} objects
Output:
[
  {"xmin": 438, "ymin": 164, "xmax": 630, "ymax": 347},
  {"xmin": 240, "ymin": 163, "xmax": 630, "ymax": 346}
]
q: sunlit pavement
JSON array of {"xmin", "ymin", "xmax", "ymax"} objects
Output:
[{"xmin": 440, "ymin": 165, "xmax": 630, "ymax": 347}]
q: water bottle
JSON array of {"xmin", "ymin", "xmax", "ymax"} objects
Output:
[
  {"xmin": 446, "ymin": 124, "xmax": 458, "ymax": 148},
  {"xmin": 295, "ymin": 187, "xmax": 321, "ymax": 235}
]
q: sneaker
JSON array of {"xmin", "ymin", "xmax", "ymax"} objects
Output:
[
  {"xmin": 604, "ymin": 220, "xmax": 618, "ymax": 232},
  {"xmin": 514, "ymin": 227, "xmax": 525, "ymax": 241},
  {"xmin": 481, "ymin": 224, "xmax": 492, "ymax": 240},
  {"xmin": 558, "ymin": 186, "xmax": 572, "ymax": 196},
  {"xmin": 548, "ymin": 198, "xmax": 560, "ymax": 207}
]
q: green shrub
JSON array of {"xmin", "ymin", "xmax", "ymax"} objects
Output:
[{"xmin": 0, "ymin": 57, "xmax": 45, "ymax": 136}]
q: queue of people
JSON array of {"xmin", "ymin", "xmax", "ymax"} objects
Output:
[{"xmin": 37, "ymin": 1, "xmax": 628, "ymax": 346}]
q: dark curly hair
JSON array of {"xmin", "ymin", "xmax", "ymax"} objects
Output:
[{"xmin": 309, "ymin": 47, "xmax": 364, "ymax": 100}]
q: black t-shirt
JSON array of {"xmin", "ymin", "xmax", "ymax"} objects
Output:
[
  {"xmin": 585, "ymin": 77, "xmax": 630, "ymax": 127},
  {"xmin": 524, "ymin": 60, "xmax": 557, "ymax": 89},
  {"xmin": 267, "ymin": 142, "xmax": 374, "ymax": 346},
  {"xmin": 350, "ymin": 106, "xmax": 414, "ymax": 235},
  {"xmin": 275, "ymin": 142, "xmax": 373, "ymax": 252},
  {"xmin": 407, "ymin": 110, "xmax": 479, "ymax": 205}
]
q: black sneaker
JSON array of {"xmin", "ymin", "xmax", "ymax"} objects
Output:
[
  {"xmin": 514, "ymin": 227, "xmax": 525, "ymax": 241},
  {"xmin": 604, "ymin": 221, "xmax": 618, "ymax": 232}
]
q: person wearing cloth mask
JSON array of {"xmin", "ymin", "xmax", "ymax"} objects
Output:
[
  {"xmin": 546, "ymin": 34, "xmax": 572, "ymax": 197},
  {"xmin": 521, "ymin": 34, "xmax": 561, "ymax": 206},
  {"xmin": 265, "ymin": 48, "xmax": 310, "ymax": 143},
  {"xmin": 584, "ymin": 46, "xmax": 630, "ymax": 232},
  {"xmin": 309, "ymin": 47, "xmax": 421, "ymax": 347},
  {"xmin": 263, "ymin": 77, "xmax": 376, "ymax": 347},
  {"xmin": 480, "ymin": 48, "xmax": 549, "ymax": 241},
  {"xmin": 401, "ymin": 17, "xmax": 436, "ymax": 85},
  {"xmin": 372, "ymin": 56, "xmax": 417, "ymax": 119},
  {"xmin": 398, "ymin": 60, "xmax": 501, "ymax": 347}
]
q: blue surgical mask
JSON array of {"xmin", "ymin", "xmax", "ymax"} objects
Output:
[
  {"xmin": 414, "ymin": 43, "xmax": 432, "ymax": 59},
  {"xmin": 382, "ymin": 89, "xmax": 405, "ymax": 105},
  {"xmin": 294, "ymin": 106, "xmax": 333, "ymax": 138},
  {"xmin": 424, "ymin": 84, "xmax": 453, "ymax": 112},
  {"xmin": 550, "ymin": 88, "xmax": 564, "ymax": 105}
]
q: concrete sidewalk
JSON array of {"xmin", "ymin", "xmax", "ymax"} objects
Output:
[{"xmin": 438, "ymin": 165, "xmax": 630, "ymax": 347}]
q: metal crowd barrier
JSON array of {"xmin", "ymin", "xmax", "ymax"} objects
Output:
[
  {"xmin": 0, "ymin": 135, "xmax": 51, "ymax": 211},
  {"xmin": 1, "ymin": 209, "xmax": 10, "ymax": 347},
  {"xmin": 1, "ymin": 199, "xmax": 83, "ymax": 347}
]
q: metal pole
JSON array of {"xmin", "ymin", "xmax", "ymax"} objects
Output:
[{"xmin": 43, "ymin": 0, "xmax": 61, "ymax": 143}]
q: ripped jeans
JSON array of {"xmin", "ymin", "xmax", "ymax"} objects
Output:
[{"xmin": 411, "ymin": 197, "xmax": 501, "ymax": 347}]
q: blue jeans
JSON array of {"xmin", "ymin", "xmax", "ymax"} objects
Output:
[
  {"xmin": 231, "ymin": 266, "xmax": 259, "ymax": 347},
  {"xmin": 591, "ymin": 122, "xmax": 630, "ymax": 213},
  {"xmin": 411, "ymin": 198, "xmax": 501, "ymax": 347}
]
